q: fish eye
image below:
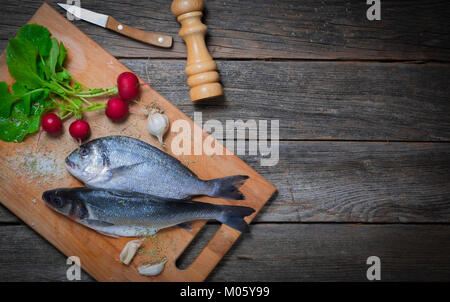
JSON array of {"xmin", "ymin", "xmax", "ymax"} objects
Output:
[
  {"xmin": 79, "ymin": 147, "xmax": 89, "ymax": 157},
  {"xmin": 53, "ymin": 197, "xmax": 64, "ymax": 208}
]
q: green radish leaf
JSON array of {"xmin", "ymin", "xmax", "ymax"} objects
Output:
[
  {"xmin": 36, "ymin": 59, "xmax": 47, "ymax": 80},
  {"xmin": 0, "ymin": 101, "xmax": 44, "ymax": 142},
  {"xmin": 0, "ymin": 82, "xmax": 16, "ymax": 118},
  {"xmin": 73, "ymin": 82, "xmax": 83, "ymax": 90},
  {"xmin": 6, "ymin": 38, "xmax": 44, "ymax": 89},
  {"xmin": 57, "ymin": 41, "xmax": 68, "ymax": 71},
  {"xmin": 11, "ymin": 82, "xmax": 30, "ymax": 116},
  {"xmin": 11, "ymin": 82, "xmax": 28, "ymax": 96},
  {"xmin": 16, "ymin": 24, "xmax": 51, "ymax": 57},
  {"xmin": 11, "ymin": 83, "xmax": 50, "ymax": 117},
  {"xmin": 35, "ymin": 89, "xmax": 51, "ymax": 112},
  {"xmin": 44, "ymin": 38, "xmax": 60, "ymax": 79},
  {"xmin": 56, "ymin": 68, "xmax": 71, "ymax": 82}
]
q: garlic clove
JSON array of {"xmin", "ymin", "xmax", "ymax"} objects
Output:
[
  {"xmin": 138, "ymin": 260, "xmax": 167, "ymax": 276},
  {"xmin": 146, "ymin": 109, "xmax": 170, "ymax": 147},
  {"xmin": 120, "ymin": 239, "xmax": 143, "ymax": 265}
]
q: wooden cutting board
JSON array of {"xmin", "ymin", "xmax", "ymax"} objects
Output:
[{"xmin": 0, "ymin": 3, "xmax": 276, "ymax": 281}]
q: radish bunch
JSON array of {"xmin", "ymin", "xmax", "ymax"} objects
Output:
[{"xmin": 41, "ymin": 72, "xmax": 140, "ymax": 141}]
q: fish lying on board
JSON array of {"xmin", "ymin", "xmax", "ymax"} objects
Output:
[
  {"xmin": 65, "ymin": 136, "xmax": 248, "ymax": 200},
  {"xmin": 42, "ymin": 188, "xmax": 255, "ymax": 237}
]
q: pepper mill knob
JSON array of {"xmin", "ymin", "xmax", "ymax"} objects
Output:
[{"xmin": 171, "ymin": 0, "xmax": 223, "ymax": 102}]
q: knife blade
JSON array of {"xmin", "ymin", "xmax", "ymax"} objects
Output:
[{"xmin": 57, "ymin": 3, "xmax": 172, "ymax": 48}]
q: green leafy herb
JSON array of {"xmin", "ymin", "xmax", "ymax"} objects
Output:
[
  {"xmin": 0, "ymin": 99, "xmax": 44, "ymax": 142},
  {"xmin": 0, "ymin": 82, "xmax": 16, "ymax": 118},
  {"xmin": 43, "ymin": 38, "xmax": 60, "ymax": 80},
  {"xmin": 16, "ymin": 23, "xmax": 52, "ymax": 57},
  {"xmin": 0, "ymin": 24, "xmax": 118, "ymax": 143},
  {"xmin": 57, "ymin": 41, "xmax": 68, "ymax": 71},
  {"xmin": 6, "ymin": 38, "xmax": 45, "ymax": 89}
]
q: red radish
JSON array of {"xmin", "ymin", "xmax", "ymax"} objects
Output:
[
  {"xmin": 41, "ymin": 113, "xmax": 63, "ymax": 134},
  {"xmin": 69, "ymin": 120, "xmax": 90, "ymax": 141},
  {"xmin": 117, "ymin": 72, "xmax": 140, "ymax": 101},
  {"xmin": 105, "ymin": 97, "xmax": 128, "ymax": 120}
]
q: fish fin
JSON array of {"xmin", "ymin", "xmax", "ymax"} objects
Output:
[
  {"xmin": 176, "ymin": 222, "xmax": 192, "ymax": 231},
  {"xmin": 81, "ymin": 219, "xmax": 114, "ymax": 227},
  {"xmin": 88, "ymin": 171, "xmax": 113, "ymax": 185},
  {"xmin": 88, "ymin": 162, "xmax": 143, "ymax": 188},
  {"xmin": 216, "ymin": 205, "xmax": 255, "ymax": 233},
  {"xmin": 207, "ymin": 175, "xmax": 249, "ymax": 200},
  {"xmin": 96, "ymin": 230, "xmax": 119, "ymax": 238},
  {"xmin": 109, "ymin": 162, "xmax": 146, "ymax": 177},
  {"xmin": 89, "ymin": 162, "xmax": 146, "ymax": 186}
]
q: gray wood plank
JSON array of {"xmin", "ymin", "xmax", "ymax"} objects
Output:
[
  {"xmin": 0, "ymin": 225, "xmax": 94, "ymax": 281},
  {"xmin": 2, "ymin": 141, "xmax": 449, "ymax": 223},
  {"xmin": 0, "ymin": 205, "xmax": 19, "ymax": 224},
  {"xmin": 124, "ymin": 59, "xmax": 450, "ymax": 141},
  {"xmin": 0, "ymin": 224, "xmax": 449, "ymax": 281},
  {"xmin": 0, "ymin": 0, "xmax": 449, "ymax": 60},
  {"xmin": 210, "ymin": 224, "xmax": 450, "ymax": 281},
  {"xmin": 245, "ymin": 141, "xmax": 450, "ymax": 223}
]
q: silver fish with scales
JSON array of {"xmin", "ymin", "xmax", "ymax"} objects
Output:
[
  {"xmin": 65, "ymin": 136, "xmax": 249, "ymax": 200},
  {"xmin": 42, "ymin": 188, "xmax": 255, "ymax": 237}
]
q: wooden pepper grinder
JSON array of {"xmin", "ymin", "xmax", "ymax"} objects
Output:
[{"xmin": 171, "ymin": 0, "xmax": 223, "ymax": 102}]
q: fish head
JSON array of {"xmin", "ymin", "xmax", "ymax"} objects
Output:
[
  {"xmin": 65, "ymin": 140, "xmax": 109, "ymax": 183},
  {"xmin": 42, "ymin": 188, "xmax": 90, "ymax": 220},
  {"xmin": 42, "ymin": 189, "xmax": 73, "ymax": 216}
]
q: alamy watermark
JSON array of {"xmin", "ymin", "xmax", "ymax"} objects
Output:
[
  {"xmin": 366, "ymin": 256, "xmax": 381, "ymax": 280},
  {"xmin": 170, "ymin": 112, "xmax": 279, "ymax": 167},
  {"xmin": 366, "ymin": 0, "xmax": 381, "ymax": 21},
  {"xmin": 64, "ymin": 0, "xmax": 81, "ymax": 21},
  {"xmin": 66, "ymin": 256, "xmax": 81, "ymax": 281}
]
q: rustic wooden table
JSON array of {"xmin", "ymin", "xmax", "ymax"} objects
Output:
[{"xmin": 1, "ymin": 0, "xmax": 449, "ymax": 281}]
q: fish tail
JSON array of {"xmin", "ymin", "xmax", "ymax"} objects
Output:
[
  {"xmin": 207, "ymin": 175, "xmax": 249, "ymax": 200},
  {"xmin": 216, "ymin": 204, "xmax": 255, "ymax": 233}
]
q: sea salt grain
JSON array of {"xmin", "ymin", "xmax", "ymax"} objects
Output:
[{"xmin": 6, "ymin": 148, "xmax": 67, "ymax": 183}]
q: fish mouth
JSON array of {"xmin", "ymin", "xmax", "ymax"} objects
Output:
[
  {"xmin": 65, "ymin": 157, "xmax": 75, "ymax": 169},
  {"xmin": 41, "ymin": 190, "xmax": 51, "ymax": 204},
  {"xmin": 41, "ymin": 190, "xmax": 59, "ymax": 209}
]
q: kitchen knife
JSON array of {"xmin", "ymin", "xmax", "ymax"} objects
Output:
[{"xmin": 57, "ymin": 3, "xmax": 172, "ymax": 48}]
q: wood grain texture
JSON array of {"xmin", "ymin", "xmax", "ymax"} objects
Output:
[
  {"xmin": 0, "ymin": 0, "xmax": 449, "ymax": 60},
  {"xmin": 123, "ymin": 60, "xmax": 450, "ymax": 141},
  {"xmin": 0, "ymin": 3, "xmax": 276, "ymax": 282},
  {"xmin": 1, "ymin": 224, "xmax": 449, "ymax": 281},
  {"xmin": 247, "ymin": 141, "xmax": 450, "ymax": 223},
  {"xmin": 2, "ymin": 141, "xmax": 449, "ymax": 223},
  {"xmin": 0, "ymin": 0, "xmax": 449, "ymax": 283},
  {"xmin": 0, "ymin": 205, "xmax": 19, "ymax": 224},
  {"xmin": 211, "ymin": 224, "xmax": 450, "ymax": 281},
  {"xmin": 105, "ymin": 16, "xmax": 172, "ymax": 48},
  {"xmin": 171, "ymin": 0, "xmax": 223, "ymax": 102}
]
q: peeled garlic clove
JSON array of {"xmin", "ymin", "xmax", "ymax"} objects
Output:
[
  {"xmin": 138, "ymin": 260, "xmax": 167, "ymax": 276},
  {"xmin": 120, "ymin": 239, "xmax": 143, "ymax": 265},
  {"xmin": 146, "ymin": 109, "xmax": 169, "ymax": 147}
]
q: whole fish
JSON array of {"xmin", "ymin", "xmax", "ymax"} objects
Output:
[
  {"xmin": 42, "ymin": 187, "xmax": 255, "ymax": 237},
  {"xmin": 65, "ymin": 136, "xmax": 248, "ymax": 200}
]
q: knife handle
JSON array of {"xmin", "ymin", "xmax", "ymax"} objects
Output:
[{"xmin": 106, "ymin": 16, "xmax": 172, "ymax": 48}]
